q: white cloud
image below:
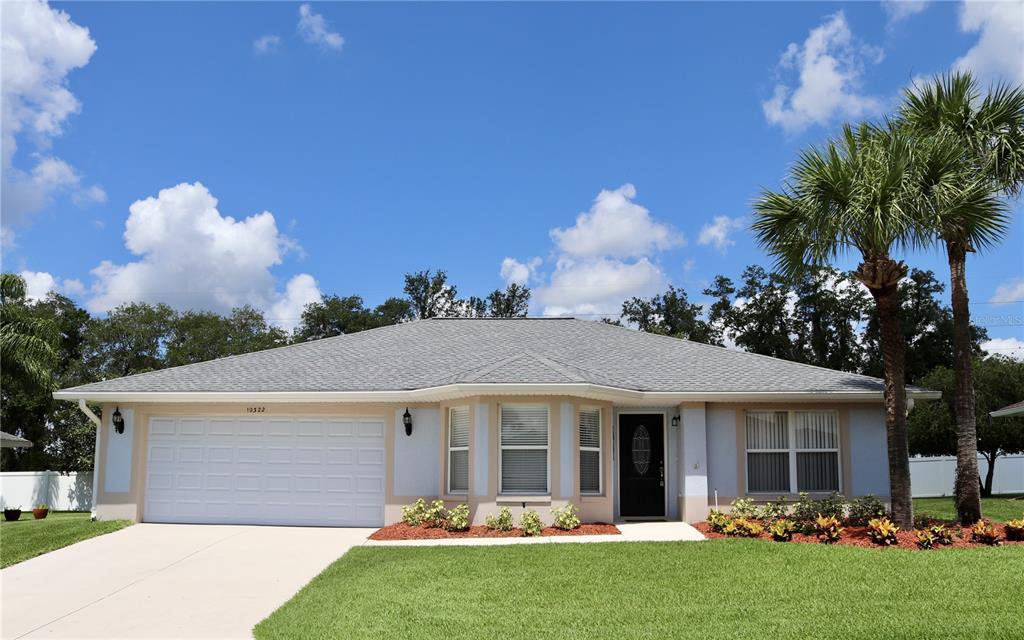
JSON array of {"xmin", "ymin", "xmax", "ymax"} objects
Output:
[
  {"xmin": 253, "ymin": 34, "xmax": 281, "ymax": 54},
  {"xmin": 991, "ymin": 277, "xmax": 1024, "ymax": 304},
  {"xmin": 881, "ymin": 0, "xmax": 928, "ymax": 24},
  {"xmin": 549, "ymin": 184, "xmax": 683, "ymax": 259},
  {"xmin": 762, "ymin": 12, "xmax": 883, "ymax": 133},
  {"xmin": 62, "ymin": 278, "xmax": 85, "ymax": 295},
  {"xmin": 269, "ymin": 273, "xmax": 321, "ymax": 328},
  {"xmin": 86, "ymin": 182, "xmax": 321, "ymax": 329},
  {"xmin": 697, "ymin": 215, "xmax": 745, "ymax": 252},
  {"xmin": 1, "ymin": 0, "xmax": 103, "ymax": 234},
  {"xmin": 297, "ymin": 4, "xmax": 344, "ymax": 51},
  {"xmin": 72, "ymin": 183, "xmax": 106, "ymax": 205},
  {"xmin": 536, "ymin": 257, "xmax": 667, "ymax": 317},
  {"xmin": 954, "ymin": 0, "xmax": 1024, "ymax": 84},
  {"xmin": 500, "ymin": 256, "xmax": 541, "ymax": 286},
  {"xmin": 17, "ymin": 269, "xmax": 84, "ymax": 300},
  {"xmin": 981, "ymin": 337, "xmax": 1024, "ymax": 361}
]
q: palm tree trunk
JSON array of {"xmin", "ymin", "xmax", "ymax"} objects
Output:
[
  {"xmin": 859, "ymin": 258, "xmax": 914, "ymax": 529},
  {"xmin": 947, "ymin": 241, "xmax": 982, "ymax": 524}
]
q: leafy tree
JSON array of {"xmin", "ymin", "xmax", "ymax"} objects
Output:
[
  {"xmin": 404, "ymin": 270, "xmax": 459, "ymax": 319},
  {"xmin": 85, "ymin": 302, "xmax": 175, "ymax": 378},
  {"xmin": 167, "ymin": 306, "xmax": 287, "ymax": 366},
  {"xmin": 293, "ymin": 295, "xmax": 413, "ymax": 342},
  {"xmin": 729, "ymin": 266, "xmax": 799, "ymax": 359},
  {"xmin": 790, "ymin": 267, "xmax": 869, "ymax": 372},
  {"xmin": 754, "ymin": 123, "xmax": 926, "ymax": 527},
  {"xmin": 909, "ymin": 357, "xmax": 1024, "ymax": 496},
  {"xmin": 0, "ymin": 273, "xmax": 58, "ymax": 392},
  {"xmin": 486, "ymin": 283, "xmax": 531, "ymax": 317},
  {"xmin": 621, "ymin": 285, "xmax": 719, "ymax": 344},
  {"xmin": 900, "ymin": 71, "xmax": 1023, "ymax": 523}
]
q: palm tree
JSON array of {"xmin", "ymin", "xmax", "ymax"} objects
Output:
[
  {"xmin": 900, "ymin": 72, "xmax": 1024, "ymax": 524},
  {"xmin": 752, "ymin": 123, "xmax": 925, "ymax": 528},
  {"xmin": 0, "ymin": 273, "xmax": 58, "ymax": 392}
]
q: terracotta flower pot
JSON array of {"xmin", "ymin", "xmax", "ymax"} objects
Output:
[
  {"xmin": 3, "ymin": 509, "xmax": 21, "ymax": 522},
  {"xmin": 32, "ymin": 508, "xmax": 49, "ymax": 520}
]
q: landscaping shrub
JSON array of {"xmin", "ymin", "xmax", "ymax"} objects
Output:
[
  {"xmin": 707, "ymin": 510, "xmax": 732, "ymax": 533},
  {"xmin": 551, "ymin": 503, "xmax": 581, "ymax": 531},
  {"xmin": 814, "ymin": 515, "xmax": 843, "ymax": 544},
  {"xmin": 422, "ymin": 500, "xmax": 447, "ymax": 528},
  {"xmin": 445, "ymin": 504, "xmax": 470, "ymax": 532},
  {"xmin": 485, "ymin": 507, "xmax": 514, "ymax": 531},
  {"xmin": 929, "ymin": 524, "xmax": 954, "ymax": 546},
  {"xmin": 915, "ymin": 529, "xmax": 936, "ymax": 549},
  {"xmin": 847, "ymin": 495, "xmax": 887, "ymax": 526},
  {"xmin": 768, "ymin": 518, "xmax": 796, "ymax": 542},
  {"xmin": 729, "ymin": 498, "xmax": 758, "ymax": 518},
  {"xmin": 401, "ymin": 499, "xmax": 428, "ymax": 526},
  {"xmin": 970, "ymin": 521, "xmax": 1002, "ymax": 546},
  {"xmin": 756, "ymin": 498, "xmax": 789, "ymax": 523},
  {"xmin": 724, "ymin": 517, "xmax": 764, "ymax": 538},
  {"xmin": 867, "ymin": 517, "xmax": 900, "ymax": 546},
  {"xmin": 1005, "ymin": 518, "xmax": 1024, "ymax": 542},
  {"xmin": 792, "ymin": 492, "xmax": 846, "ymax": 524},
  {"xmin": 520, "ymin": 510, "xmax": 543, "ymax": 537}
]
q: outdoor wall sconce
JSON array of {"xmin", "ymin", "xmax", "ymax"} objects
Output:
[
  {"xmin": 402, "ymin": 408, "xmax": 413, "ymax": 436},
  {"xmin": 112, "ymin": 407, "xmax": 125, "ymax": 434},
  {"xmin": 671, "ymin": 414, "xmax": 680, "ymax": 428}
]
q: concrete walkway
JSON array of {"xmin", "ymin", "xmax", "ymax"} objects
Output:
[
  {"xmin": 1, "ymin": 523, "xmax": 372, "ymax": 640},
  {"xmin": 363, "ymin": 521, "xmax": 705, "ymax": 547}
]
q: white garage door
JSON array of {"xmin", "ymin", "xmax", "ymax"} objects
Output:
[{"xmin": 145, "ymin": 416, "xmax": 386, "ymax": 527}]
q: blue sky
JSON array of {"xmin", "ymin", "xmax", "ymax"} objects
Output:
[{"xmin": 1, "ymin": 1, "xmax": 1021, "ymax": 356}]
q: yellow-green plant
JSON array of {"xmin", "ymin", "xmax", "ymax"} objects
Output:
[
  {"xmin": 707, "ymin": 510, "xmax": 732, "ymax": 533},
  {"xmin": 970, "ymin": 520, "xmax": 1001, "ymax": 546},
  {"xmin": 445, "ymin": 504, "xmax": 470, "ymax": 532},
  {"xmin": 401, "ymin": 498, "xmax": 428, "ymax": 526},
  {"xmin": 768, "ymin": 518, "xmax": 796, "ymax": 542},
  {"xmin": 915, "ymin": 529, "xmax": 936, "ymax": 549},
  {"xmin": 867, "ymin": 517, "xmax": 900, "ymax": 546},
  {"xmin": 814, "ymin": 514, "xmax": 844, "ymax": 544},
  {"xmin": 929, "ymin": 524, "xmax": 954, "ymax": 546},
  {"xmin": 422, "ymin": 499, "xmax": 447, "ymax": 528},
  {"xmin": 551, "ymin": 503, "xmax": 581, "ymax": 530},
  {"xmin": 724, "ymin": 517, "xmax": 764, "ymax": 538},
  {"xmin": 520, "ymin": 510, "xmax": 543, "ymax": 537},
  {"xmin": 1005, "ymin": 518, "xmax": 1024, "ymax": 542},
  {"xmin": 485, "ymin": 507, "xmax": 514, "ymax": 531}
]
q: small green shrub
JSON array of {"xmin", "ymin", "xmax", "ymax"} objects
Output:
[
  {"xmin": 792, "ymin": 492, "xmax": 846, "ymax": 523},
  {"xmin": 520, "ymin": 510, "xmax": 543, "ymax": 537},
  {"xmin": 814, "ymin": 514, "xmax": 843, "ymax": 544},
  {"xmin": 729, "ymin": 497, "xmax": 758, "ymax": 518},
  {"xmin": 970, "ymin": 520, "xmax": 1001, "ymax": 546},
  {"xmin": 914, "ymin": 529, "xmax": 936, "ymax": 549},
  {"xmin": 768, "ymin": 518, "xmax": 796, "ymax": 542},
  {"xmin": 445, "ymin": 504, "xmax": 470, "ymax": 532},
  {"xmin": 401, "ymin": 498, "xmax": 427, "ymax": 526},
  {"xmin": 422, "ymin": 499, "xmax": 447, "ymax": 528},
  {"xmin": 929, "ymin": 524, "xmax": 953, "ymax": 546},
  {"xmin": 756, "ymin": 497, "xmax": 789, "ymax": 523},
  {"xmin": 485, "ymin": 507, "xmax": 514, "ymax": 531},
  {"xmin": 551, "ymin": 503, "xmax": 581, "ymax": 530},
  {"xmin": 846, "ymin": 495, "xmax": 887, "ymax": 526},
  {"xmin": 707, "ymin": 509, "xmax": 732, "ymax": 533},
  {"xmin": 867, "ymin": 517, "xmax": 900, "ymax": 546},
  {"xmin": 1005, "ymin": 518, "xmax": 1024, "ymax": 542}
]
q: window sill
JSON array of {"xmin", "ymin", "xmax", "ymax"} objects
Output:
[
  {"xmin": 497, "ymin": 495, "xmax": 552, "ymax": 504},
  {"xmin": 580, "ymin": 494, "xmax": 605, "ymax": 502}
]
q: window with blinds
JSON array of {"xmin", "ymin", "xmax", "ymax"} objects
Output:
[
  {"xmin": 447, "ymin": 407, "xmax": 469, "ymax": 494},
  {"xmin": 500, "ymin": 405, "xmax": 549, "ymax": 494},
  {"xmin": 579, "ymin": 408, "xmax": 601, "ymax": 494},
  {"xmin": 745, "ymin": 410, "xmax": 839, "ymax": 494}
]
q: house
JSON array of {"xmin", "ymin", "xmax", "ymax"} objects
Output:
[{"xmin": 54, "ymin": 318, "xmax": 938, "ymax": 527}]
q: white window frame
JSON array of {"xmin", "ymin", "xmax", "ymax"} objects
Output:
[
  {"xmin": 498, "ymin": 403, "xmax": 550, "ymax": 496},
  {"xmin": 447, "ymin": 406, "xmax": 470, "ymax": 495},
  {"xmin": 579, "ymin": 406, "xmax": 602, "ymax": 495},
  {"xmin": 745, "ymin": 410, "xmax": 841, "ymax": 495}
]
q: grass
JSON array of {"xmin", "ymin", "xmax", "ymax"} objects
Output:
[
  {"xmin": 254, "ymin": 540, "xmax": 1024, "ymax": 640},
  {"xmin": 914, "ymin": 493, "xmax": 1024, "ymax": 523},
  {"xmin": 0, "ymin": 511, "xmax": 132, "ymax": 568}
]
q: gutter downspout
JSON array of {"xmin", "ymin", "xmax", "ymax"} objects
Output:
[{"xmin": 78, "ymin": 399, "xmax": 102, "ymax": 520}]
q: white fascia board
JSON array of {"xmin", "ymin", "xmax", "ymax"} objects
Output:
[{"xmin": 53, "ymin": 383, "xmax": 940, "ymax": 405}]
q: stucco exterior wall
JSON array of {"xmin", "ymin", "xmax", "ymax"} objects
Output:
[{"xmin": 848, "ymin": 406, "xmax": 891, "ymax": 497}]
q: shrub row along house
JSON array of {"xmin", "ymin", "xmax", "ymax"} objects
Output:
[{"xmin": 54, "ymin": 318, "xmax": 938, "ymax": 527}]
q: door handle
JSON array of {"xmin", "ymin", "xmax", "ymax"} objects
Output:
[{"xmin": 659, "ymin": 461, "xmax": 664, "ymax": 487}]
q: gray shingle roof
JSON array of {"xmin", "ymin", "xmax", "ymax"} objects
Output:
[{"xmin": 58, "ymin": 318, "xmax": 903, "ymax": 396}]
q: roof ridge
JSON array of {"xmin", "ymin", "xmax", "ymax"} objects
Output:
[{"xmin": 455, "ymin": 353, "xmax": 531, "ymax": 383}]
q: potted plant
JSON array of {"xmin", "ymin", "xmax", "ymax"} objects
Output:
[
  {"xmin": 32, "ymin": 504, "xmax": 50, "ymax": 520},
  {"xmin": 4, "ymin": 506, "xmax": 22, "ymax": 522}
]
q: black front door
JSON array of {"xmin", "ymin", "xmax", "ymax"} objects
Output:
[{"xmin": 618, "ymin": 414, "xmax": 665, "ymax": 518}]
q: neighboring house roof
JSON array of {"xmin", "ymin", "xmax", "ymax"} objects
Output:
[
  {"xmin": 991, "ymin": 400, "xmax": 1024, "ymax": 418},
  {"xmin": 0, "ymin": 431, "xmax": 33, "ymax": 449},
  {"xmin": 53, "ymin": 318, "xmax": 938, "ymax": 404}
]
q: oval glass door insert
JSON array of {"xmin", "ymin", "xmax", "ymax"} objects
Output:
[{"xmin": 632, "ymin": 425, "xmax": 650, "ymax": 475}]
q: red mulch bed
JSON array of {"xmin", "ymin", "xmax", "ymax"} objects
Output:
[
  {"xmin": 693, "ymin": 520, "xmax": 1023, "ymax": 551},
  {"xmin": 369, "ymin": 522, "xmax": 620, "ymax": 540}
]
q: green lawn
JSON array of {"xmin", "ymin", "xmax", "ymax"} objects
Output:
[
  {"xmin": 254, "ymin": 540, "xmax": 1024, "ymax": 640},
  {"xmin": 0, "ymin": 511, "xmax": 132, "ymax": 568},
  {"xmin": 914, "ymin": 493, "xmax": 1024, "ymax": 522}
]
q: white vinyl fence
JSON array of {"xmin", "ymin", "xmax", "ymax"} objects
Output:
[
  {"xmin": 911, "ymin": 454, "xmax": 1024, "ymax": 497},
  {"xmin": 0, "ymin": 471, "xmax": 93, "ymax": 511}
]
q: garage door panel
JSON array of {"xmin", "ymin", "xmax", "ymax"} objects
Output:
[{"xmin": 145, "ymin": 415, "xmax": 385, "ymax": 526}]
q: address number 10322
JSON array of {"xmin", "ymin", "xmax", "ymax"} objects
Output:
[{"xmin": 245, "ymin": 407, "xmax": 267, "ymax": 414}]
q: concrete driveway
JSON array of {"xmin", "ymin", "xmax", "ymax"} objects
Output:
[{"xmin": 1, "ymin": 523, "xmax": 371, "ymax": 639}]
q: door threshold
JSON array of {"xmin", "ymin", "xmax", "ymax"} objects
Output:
[{"xmin": 619, "ymin": 517, "xmax": 668, "ymax": 522}]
